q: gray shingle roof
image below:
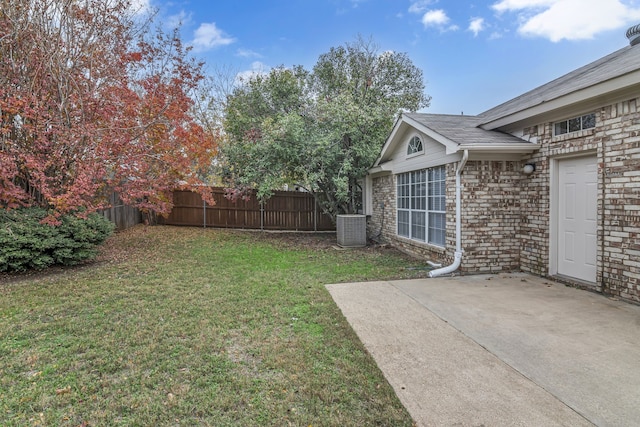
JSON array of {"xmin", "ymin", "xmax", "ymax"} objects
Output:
[
  {"xmin": 405, "ymin": 112, "xmax": 528, "ymax": 145},
  {"xmin": 478, "ymin": 44, "xmax": 640, "ymax": 125}
]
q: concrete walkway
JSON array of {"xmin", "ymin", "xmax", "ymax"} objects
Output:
[{"xmin": 326, "ymin": 273, "xmax": 640, "ymax": 427}]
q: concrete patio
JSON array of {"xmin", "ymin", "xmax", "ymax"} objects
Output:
[{"xmin": 326, "ymin": 273, "xmax": 640, "ymax": 427}]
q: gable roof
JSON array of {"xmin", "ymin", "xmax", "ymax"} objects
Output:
[
  {"xmin": 373, "ymin": 112, "xmax": 538, "ymax": 168},
  {"xmin": 478, "ymin": 44, "xmax": 640, "ymax": 129},
  {"xmin": 405, "ymin": 113, "xmax": 527, "ymax": 146},
  {"xmin": 372, "ymin": 34, "xmax": 640, "ymax": 172}
]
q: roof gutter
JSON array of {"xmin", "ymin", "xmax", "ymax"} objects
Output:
[
  {"xmin": 368, "ymin": 162, "xmax": 393, "ymax": 176},
  {"xmin": 478, "ymin": 72, "xmax": 640, "ymax": 131},
  {"xmin": 452, "ymin": 143, "xmax": 540, "ymax": 154},
  {"xmin": 429, "ymin": 149, "xmax": 468, "ymax": 278}
]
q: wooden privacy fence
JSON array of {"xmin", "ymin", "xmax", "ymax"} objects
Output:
[
  {"xmin": 158, "ymin": 188, "xmax": 335, "ymax": 231},
  {"xmin": 100, "ymin": 192, "xmax": 142, "ymax": 230}
]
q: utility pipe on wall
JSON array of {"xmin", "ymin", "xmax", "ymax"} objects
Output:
[{"xmin": 429, "ymin": 149, "xmax": 468, "ymax": 278}]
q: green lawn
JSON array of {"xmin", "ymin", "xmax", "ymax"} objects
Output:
[{"xmin": 1, "ymin": 226, "xmax": 428, "ymax": 426}]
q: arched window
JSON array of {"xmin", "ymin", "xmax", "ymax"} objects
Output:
[{"xmin": 407, "ymin": 136, "xmax": 423, "ymax": 155}]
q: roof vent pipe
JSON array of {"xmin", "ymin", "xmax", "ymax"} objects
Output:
[
  {"xmin": 626, "ymin": 24, "xmax": 640, "ymax": 46},
  {"xmin": 429, "ymin": 149, "xmax": 468, "ymax": 278}
]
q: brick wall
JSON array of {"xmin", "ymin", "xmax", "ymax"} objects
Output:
[
  {"xmin": 369, "ymin": 169, "xmax": 452, "ymax": 264},
  {"xmin": 369, "ymin": 97, "xmax": 640, "ymax": 304},
  {"xmin": 519, "ymin": 121, "xmax": 602, "ymax": 283},
  {"xmin": 460, "ymin": 160, "xmax": 522, "ymax": 273},
  {"xmin": 368, "ymin": 174, "xmax": 395, "ymax": 243},
  {"xmin": 599, "ymin": 99, "xmax": 640, "ymax": 302},
  {"xmin": 520, "ymin": 97, "xmax": 640, "ymax": 303},
  {"xmin": 519, "ymin": 123, "xmax": 553, "ymax": 280},
  {"xmin": 369, "ymin": 161, "xmax": 522, "ymax": 273}
]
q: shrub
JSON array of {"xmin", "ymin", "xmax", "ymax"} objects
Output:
[{"xmin": 0, "ymin": 207, "xmax": 115, "ymax": 272}]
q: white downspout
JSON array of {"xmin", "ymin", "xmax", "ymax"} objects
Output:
[{"xmin": 429, "ymin": 149, "xmax": 468, "ymax": 278}]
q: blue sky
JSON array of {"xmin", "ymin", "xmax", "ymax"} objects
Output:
[{"xmin": 136, "ymin": 0, "xmax": 640, "ymax": 115}]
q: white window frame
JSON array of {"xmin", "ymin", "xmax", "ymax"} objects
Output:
[
  {"xmin": 553, "ymin": 112, "xmax": 596, "ymax": 136},
  {"xmin": 397, "ymin": 166, "xmax": 446, "ymax": 246},
  {"xmin": 406, "ymin": 135, "xmax": 424, "ymax": 158}
]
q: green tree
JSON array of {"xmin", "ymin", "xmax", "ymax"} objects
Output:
[{"xmin": 222, "ymin": 36, "xmax": 430, "ymax": 218}]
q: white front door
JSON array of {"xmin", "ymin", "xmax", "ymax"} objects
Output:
[{"xmin": 557, "ymin": 156, "xmax": 597, "ymax": 283}]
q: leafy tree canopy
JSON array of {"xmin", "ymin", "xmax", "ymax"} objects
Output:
[
  {"xmin": 0, "ymin": 0, "xmax": 219, "ymax": 221},
  {"xmin": 222, "ymin": 36, "xmax": 430, "ymax": 219}
]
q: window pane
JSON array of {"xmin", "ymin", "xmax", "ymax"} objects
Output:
[
  {"xmin": 410, "ymin": 170, "xmax": 426, "ymax": 211},
  {"xmin": 555, "ymin": 121, "xmax": 568, "ymax": 135},
  {"xmin": 556, "ymin": 113, "xmax": 595, "ymax": 135},
  {"xmin": 582, "ymin": 113, "xmax": 595, "ymax": 129},
  {"xmin": 429, "ymin": 195, "xmax": 443, "ymax": 211},
  {"xmin": 411, "ymin": 211, "xmax": 426, "ymax": 241},
  {"xmin": 428, "ymin": 212, "xmax": 446, "ymax": 246},
  {"xmin": 399, "ymin": 197, "xmax": 407, "ymax": 209},
  {"xmin": 428, "ymin": 166, "xmax": 446, "ymax": 212},
  {"xmin": 568, "ymin": 117, "xmax": 581, "ymax": 132},
  {"xmin": 397, "ymin": 166, "xmax": 446, "ymax": 246},
  {"xmin": 417, "ymin": 184, "xmax": 425, "ymax": 210},
  {"xmin": 397, "ymin": 173, "xmax": 410, "ymax": 209},
  {"xmin": 428, "ymin": 167, "xmax": 437, "ymax": 182},
  {"xmin": 411, "ymin": 182, "xmax": 417, "ymax": 209},
  {"xmin": 398, "ymin": 210, "xmax": 410, "ymax": 237},
  {"xmin": 407, "ymin": 136, "xmax": 423, "ymax": 155}
]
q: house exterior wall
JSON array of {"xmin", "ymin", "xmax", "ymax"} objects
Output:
[
  {"xmin": 519, "ymin": 97, "xmax": 640, "ymax": 303},
  {"xmin": 368, "ymin": 160, "xmax": 522, "ymax": 273},
  {"xmin": 368, "ymin": 168, "xmax": 453, "ymax": 263},
  {"xmin": 601, "ymin": 99, "xmax": 640, "ymax": 303},
  {"xmin": 368, "ymin": 174, "xmax": 395, "ymax": 243},
  {"xmin": 461, "ymin": 160, "xmax": 522, "ymax": 273},
  {"xmin": 369, "ymin": 98, "xmax": 640, "ymax": 304}
]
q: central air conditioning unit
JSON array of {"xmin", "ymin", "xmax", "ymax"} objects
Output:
[{"xmin": 336, "ymin": 214, "xmax": 367, "ymax": 248}]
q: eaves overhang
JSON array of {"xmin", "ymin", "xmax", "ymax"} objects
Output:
[
  {"xmin": 480, "ymin": 69, "xmax": 640, "ymax": 131},
  {"xmin": 372, "ymin": 112, "xmax": 540, "ymax": 172},
  {"xmin": 368, "ymin": 161, "xmax": 393, "ymax": 177}
]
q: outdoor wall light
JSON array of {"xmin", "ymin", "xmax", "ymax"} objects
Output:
[{"xmin": 523, "ymin": 163, "xmax": 536, "ymax": 175}]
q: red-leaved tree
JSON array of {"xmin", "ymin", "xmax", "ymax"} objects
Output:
[{"xmin": 0, "ymin": 0, "xmax": 218, "ymax": 221}]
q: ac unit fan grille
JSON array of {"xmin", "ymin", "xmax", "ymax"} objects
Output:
[{"xmin": 336, "ymin": 215, "xmax": 366, "ymax": 248}]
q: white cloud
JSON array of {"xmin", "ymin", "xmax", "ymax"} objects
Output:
[
  {"xmin": 129, "ymin": 0, "xmax": 152, "ymax": 14},
  {"xmin": 409, "ymin": 0, "xmax": 434, "ymax": 14},
  {"xmin": 420, "ymin": 9, "xmax": 459, "ymax": 31},
  {"xmin": 421, "ymin": 9, "xmax": 450, "ymax": 27},
  {"xmin": 492, "ymin": 0, "xmax": 640, "ymax": 42},
  {"xmin": 468, "ymin": 17, "xmax": 485, "ymax": 36},
  {"xmin": 166, "ymin": 10, "xmax": 192, "ymax": 29},
  {"xmin": 235, "ymin": 61, "xmax": 270, "ymax": 85},
  {"xmin": 128, "ymin": 0, "xmax": 154, "ymax": 17},
  {"xmin": 492, "ymin": 0, "xmax": 555, "ymax": 13},
  {"xmin": 192, "ymin": 22, "xmax": 235, "ymax": 52},
  {"xmin": 236, "ymin": 48, "xmax": 262, "ymax": 59}
]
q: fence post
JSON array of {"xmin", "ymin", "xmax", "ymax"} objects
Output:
[
  {"xmin": 260, "ymin": 202, "xmax": 264, "ymax": 231},
  {"xmin": 203, "ymin": 198, "xmax": 206, "ymax": 228},
  {"xmin": 314, "ymin": 195, "xmax": 318, "ymax": 232}
]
